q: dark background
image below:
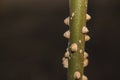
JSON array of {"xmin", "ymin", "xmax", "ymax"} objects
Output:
[{"xmin": 0, "ymin": 0, "xmax": 120, "ymax": 80}]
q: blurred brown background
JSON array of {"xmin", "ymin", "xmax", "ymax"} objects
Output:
[{"xmin": 0, "ymin": 0, "xmax": 120, "ymax": 80}]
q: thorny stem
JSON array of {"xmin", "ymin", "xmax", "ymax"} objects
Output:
[
  {"xmin": 68, "ymin": 0, "xmax": 87, "ymax": 80},
  {"xmin": 62, "ymin": 0, "xmax": 90, "ymax": 80}
]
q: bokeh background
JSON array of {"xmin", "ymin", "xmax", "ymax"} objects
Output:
[{"xmin": 0, "ymin": 0, "xmax": 120, "ymax": 80}]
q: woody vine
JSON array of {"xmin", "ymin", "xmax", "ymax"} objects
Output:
[{"xmin": 62, "ymin": 0, "xmax": 91, "ymax": 80}]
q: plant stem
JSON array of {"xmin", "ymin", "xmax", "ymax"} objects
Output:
[{"xmin": 67, "ymin": 0, "xmax": 88, "ymax": 80}]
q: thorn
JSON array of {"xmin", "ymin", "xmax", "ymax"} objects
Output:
[
  {"xmin": 66, "ymin": 48, "xmax": 69, "ymax": 52},
  {"xmin": 83, "ymin": 59, "xmax": 89, "ymax": 67},
  {"xmin": 70, "ymin": 43, "xmax": 78, "ymax": 52},
  {"xmin": 86, "ymin": 14, "xmax": 91, "ymax": 21},
  {"xmin": 62, "ymin": 57, "xmax": 68, "ymax": 68},
  {"xmin": 85, "ymin": 35, "xmax": 90, "ymax": 41},
  {"xmin": 64, "ymin": 51, "xmax": 70, "ymax": 58},
  {"xmin": 64, "ymin": 14, "xmax": 91, "ymax": 26},
  {"xmin": 62, "ymin": 57, "xmax": 66, "ymax": 61},
  {"xmin": 84, "ymin": 52, "xmax": 89, "ymax": 59},
  {"xmin": 82, "ymin": 75, "xmax": 88, "ymax": 80},
  {"xmin": 64, "ymin": 17, "xmax": 69, "ymax": 26},
  {"xmin": 74, "ymin": 71, "xmax": 81, "ymax": 79},
  {"xmin": 82, "ymin": 26, "xmax": 89, "ymax": 34},
  {"xmin": 63, "ymin": 30, "xmax": 70, "ymax": 39}
]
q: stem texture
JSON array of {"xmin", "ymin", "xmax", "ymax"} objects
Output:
[{"xmin": 67, "ymin": 0, "xmax": 88, "ymax": 80}]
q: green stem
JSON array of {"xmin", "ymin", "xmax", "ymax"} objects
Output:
[{"xmin": 67, "ymin": 0, "xmax": 87, "ymax": 80}]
